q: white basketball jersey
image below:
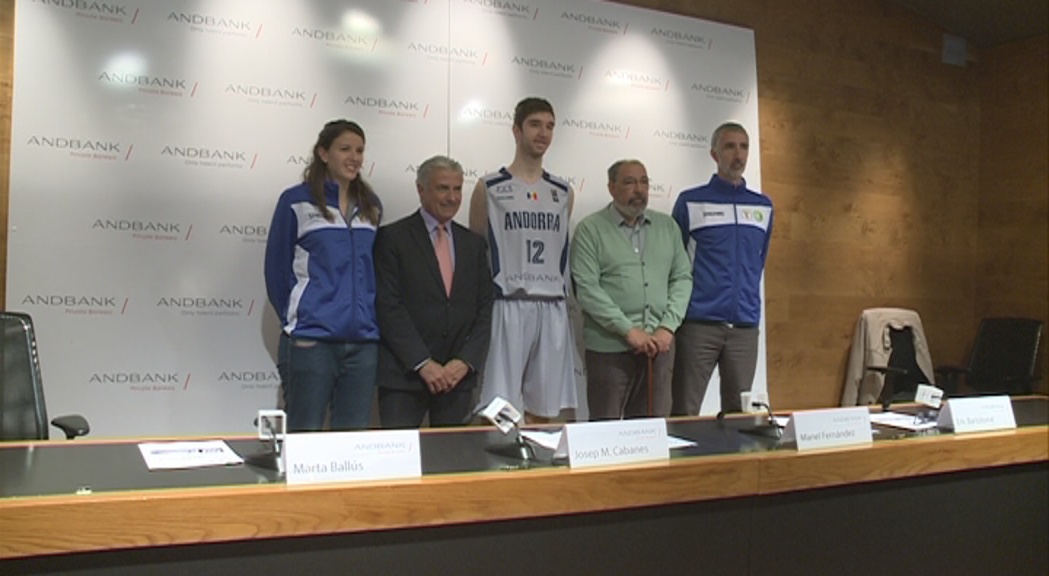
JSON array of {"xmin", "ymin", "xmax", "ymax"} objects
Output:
[{"xmin": 483, "ymin": 168, "xmax": 571, "ymax": 298}]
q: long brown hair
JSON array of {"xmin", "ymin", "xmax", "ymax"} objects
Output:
[{"xmin": 303, "ymin": 119, "xmax": 380, "ymax": 225}]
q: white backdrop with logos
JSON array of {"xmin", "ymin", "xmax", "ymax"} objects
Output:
[{"xmin": 8, "ymin": 0, "xmax": 764, "ymax": 436}]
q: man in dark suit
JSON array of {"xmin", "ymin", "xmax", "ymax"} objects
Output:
[{"xmin": 374, "ymin": 155, "xmax": 494, "ymax": 427}]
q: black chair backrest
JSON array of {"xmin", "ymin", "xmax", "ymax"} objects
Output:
[
  {"xmin": 884, "ymin": 326, "xmax": 926, "ymax": 398},
  {"xmin": 968, "ymin": 317, "xmax": 1043, "ymax": 394},
  {"xmin": 0, "ymin": 312, "xmax": 50, "ymax": 440}
]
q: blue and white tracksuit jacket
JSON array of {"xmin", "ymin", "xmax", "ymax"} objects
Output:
[
  {"xmin": 264, "ymin": 180, "xmax": 381, "ymax": 342},
  {"xmin": 671, "ymin": 174, "xmax": 773, "ymax": 326}
]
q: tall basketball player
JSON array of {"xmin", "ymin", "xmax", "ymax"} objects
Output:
[{"xmin": 469, "ymin": 97, "xmax": 578, "ymax": 422}]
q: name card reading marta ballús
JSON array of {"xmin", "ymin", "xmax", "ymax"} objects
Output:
[{"xmin": 284, "ymin": 429, "xmax": 421, "ymax": 485}]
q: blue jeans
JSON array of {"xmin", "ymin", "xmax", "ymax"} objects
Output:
[{"xmin": 277, "ymin": 333, "xmax": 377, "ymax": 431}]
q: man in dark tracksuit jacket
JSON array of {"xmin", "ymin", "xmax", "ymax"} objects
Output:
[{"xmin": 671, "ymin": 122, "xmax": 773, "ymax": 415}]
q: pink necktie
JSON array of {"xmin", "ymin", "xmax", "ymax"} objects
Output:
[{"xmin": 435, "ymin": 224, "xmax": 453, "ymax": 296}]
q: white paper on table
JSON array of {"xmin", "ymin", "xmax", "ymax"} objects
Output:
[
  {"xmin": 520, "ymin": 429, "xmax": 562, "ymax": 451},
  {"xmin": 138, "ymin": 440, "xmax": 245, "ymax": 470},
  {"xmin": 869, "ymin": 411, "xmax": 938, "ymax": 431},
  {"xmin": 667, "ymin": 435, "xmax": 696, "ymax": 449},
  {"xmin": 519, "ymin": 429, "xmax": 696, "ymax": 452}
]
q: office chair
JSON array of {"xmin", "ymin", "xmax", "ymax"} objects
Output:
[
  {"xmin": 841, "ymin": 307, "xmax": 935, "ymax": 406},
  {"xmin": 0, "ymin": 311, "xmax": 90, "ymax": 441},
  {"xmin": 867, "ymin": 326, "xmax": 930, "ymax": 411},
  {"xmin": 936, "ymin": 317, "xmax": 1043, "ymax": 396}
]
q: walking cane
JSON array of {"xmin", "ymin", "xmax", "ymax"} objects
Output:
[{"xmin": 647, "ymin": 353, "xmax": 654, "ymax": 418}]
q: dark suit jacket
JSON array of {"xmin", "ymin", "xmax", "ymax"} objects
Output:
[{"xmin": 375, "ymin": 210, "xmax": 493, "ymax": 392}]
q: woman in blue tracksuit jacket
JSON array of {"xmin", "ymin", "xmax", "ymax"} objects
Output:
[{"xmin": 264, "ymin": 119, "xmax": 382, "ymax": 431}]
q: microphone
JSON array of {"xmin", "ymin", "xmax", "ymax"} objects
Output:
[
  {"xmin": 739, "ymin": 401, "xmax": 783, "ymax": 440},
  {"xmin": 752, "ymin": 401, "xmax": 778, "ymax": 427},
  {"xmin": 261, "ymin": 416, "xmax": 283, "ymax": 456},
  {"xmin": 244, "ymin": 410, "xmax": 286, "ymax": 472},
  {"xmin": 913, "ymin": 384, "xmax": 945, "ymax": 425},
  {"xmin": 478, "ymin": 396, "xmax": 536, "ymax": 461},
  {"xmin": 477, "ymin": 396, "xmax": 523, "ymax": 434}
]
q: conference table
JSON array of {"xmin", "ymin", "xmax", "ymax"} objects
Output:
[{"xmin": 1, "ymin": 398, "xmax": 1046, "ymax": 576}]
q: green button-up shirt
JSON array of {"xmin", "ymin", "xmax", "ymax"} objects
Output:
[{"xmin": 571, "ymin": 203, "xmax": 693, "ymax": 353}]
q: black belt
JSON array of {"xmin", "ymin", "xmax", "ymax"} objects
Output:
[{"xmin": 687, "ymin": 319, "xmax": 757, "ymax": 329}]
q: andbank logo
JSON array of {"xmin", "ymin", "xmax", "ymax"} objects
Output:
[
  {"xmin": 92, "ymin": 218, "xmax": 190, "ymax": 242},
  {"xmin": 91, "ymin": 371, "xmax": 187, "ymax": 392},
  {"xmin": 462, "ymin": 0, "xmax": 538, "ymax": 20},
  {"xmin": 650, "ymin": 26, "xmax": 711, "ymax": 50},
  {"xmin": 286, "ymin": 155, "xmax": 311, "ymax": 166},
  {"xmin": 344, "ymin": 95, "xmax": 429, "ymax": 120},
  {"xmin": 156, "ymin": 296, "xmax": 254, "ymax": 317},
  {"xmin": 561, "ymin": 117, "xmax": 629, "ymax": 140},
  {"xmin": 560, "ymin": 10, "xmax": 625, "ymax": 35},
  {"xmin": 691, "ymin": 81, "xmax": 750, "ymax": 104},
  {"xmin": 460, "ymin": 105, "xmax": 513, "ymax": 126},
  {"xmin": 403, "ymin": 164, "xmax": 483, "ymax": 181},
  {"xmin": 561, "ymin": 175, "xmax": 586, "ymax": 194},
  {"xmin": 161, "ymin": 144, "xmax": 258, "ymax": 169},
  {"xmin": 98, "ymin": 71, "xmax": 195, "ymax": 98},
  {"xmin": 20, "ymin": 294, "xmax": 129, "ymax": 316},
  {"xmin": 167, "ymin": 11, "xmax": 259, "ymax": 38},
  {"xmin": 219, "ymin": 369, "xmax": 280, "ymax": 390},
  {"xmin": 648, "ymin": 181, "xmax": 672, "ymax": 199},
  {"xmin": 26, "ymin": 135, "xmax": 131, "ymax": 161},
  {"xmin": 512, "ymin": 56, "xmax": 582, "ymax": 80},
  {"xmin": 407, "ymin": 42, "xmax": 487, "ymax": 65},
  {"xmin": 653, "ymin": 129, "xmax": 709, "ymax": 149},
  {"xmin": 291, "ymin": 27, "xmax": 377, "ymax": 51},
  {"xmin": 220, "ymin": 224, "xmax": 268, "ymax": 244},
  {"xmin": 605, "ymin": 69, "xmax": 668, "ymax": 91},
  {"xmin": 225, "ymin": 84, "xmax": 316, "ymax": 108},
  {"xmin": 33, "ymin": 0, "xmax": 137, "ymax": 24}
]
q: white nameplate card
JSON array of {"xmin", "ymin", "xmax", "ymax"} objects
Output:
[
  {"xmin": 914, "ymin": 384, "xmax": 944, "ymax": 408},
  {"xmin": 554, "ymin": 418, "xmax": 669, "ymax": 468},
  {"xmin": 781, "ymin": 406, "xmax": 873, "ymax": 451},
  {"xmin": 284, "ymin": 429, "xmax": 421, "ymax": 485},
  {"xmin": 936, "ymin": 396, "xmax": 1016, "ymax": 433}
]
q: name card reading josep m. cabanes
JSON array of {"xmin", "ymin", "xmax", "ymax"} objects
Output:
[
  {"xmin": 780, "ymin": 406, "xmax": 873, "ymax": 452},
  {"xmin": 284, "ymin": 429, "xmax": 421, "ymax": 486},
  {"xmin": 554, "ymin": 418, "xmax": 669, "ymax": 469}
]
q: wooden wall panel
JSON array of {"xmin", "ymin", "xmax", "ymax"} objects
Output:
[
  {"xmin": 977, "ymin": 34, "xmax": 1049, "ymax": 391},
  {"xmin": 0, "ymin": 0, "xmax": 1044, "ymax": 413},
  {"xmin": 619, "ymin": 0, "xmax": 1040, "ymax": 409},
  {"xmin": 621, "ymin": 0, "xmax": 983, "ymax": 408}
]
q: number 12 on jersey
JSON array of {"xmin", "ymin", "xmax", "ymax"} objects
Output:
[{"xmin": 526, "ymin": 239, "xmax": 545, "ymax": 264}]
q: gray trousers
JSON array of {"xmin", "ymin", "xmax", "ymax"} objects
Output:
[
  {"xmin": 671, "ymin": 322, "xmax": 759, "ymax": 415},
  {"xmin": 585, "ymin": 345, "xmax": 675, "ymax": 420}
]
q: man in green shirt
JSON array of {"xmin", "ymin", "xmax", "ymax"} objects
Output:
[{"xmin": 571, "ymin": 160, "xmax": 693, "ymax": 420}]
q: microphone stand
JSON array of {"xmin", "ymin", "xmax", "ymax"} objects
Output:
[
  {"xmin": 243, "ymin": 417, "xmax": 285, "ymax": 473},
  {"xmin": 738, "ymin": 401, "xmax": 784, "ymax": 439},
  {"xmin": 485, "ymin": 421, "xmax": 537, "ymax": 461}
]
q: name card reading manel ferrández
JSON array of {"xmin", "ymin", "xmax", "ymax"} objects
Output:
[
  {"xmin": 284, "ymin": 429, "xmax": 421, "ymax": 486},
  {"xmin": 937, "ymin": 396, "xmax": 1016, "ymax": 434},
  {"xmin": 555, "ymin": 418, "xmax": 669, "ymax": 469},
  {"xmin": 781, "ymin": 406, "xmax": 873, "ymax": 451}
]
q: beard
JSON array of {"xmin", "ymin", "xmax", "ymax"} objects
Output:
[{"xmin": 614, "ymin": 200, "xmax": 647, "ymax": 222}]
